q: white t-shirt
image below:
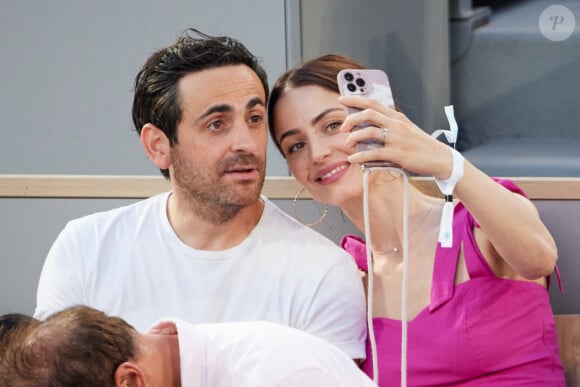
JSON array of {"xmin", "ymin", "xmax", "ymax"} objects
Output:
[
  {"xmin": 149, "ymin": 319, "xmax": 377, "ymax": 387},
  {"xmin": 34, "ymin": 193, "xmax": 366, "ymax": 359}
]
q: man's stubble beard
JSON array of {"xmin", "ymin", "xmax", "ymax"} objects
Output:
[{"xmin": 170, "ymin": 150, "xmax": 266, "ymax": 225}]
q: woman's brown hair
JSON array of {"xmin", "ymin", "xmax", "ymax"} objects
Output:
[{"xmin": 267, "ymin": 54, "xmax": 365, "ymax": 156}]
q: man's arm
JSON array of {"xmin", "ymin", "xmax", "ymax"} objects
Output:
[
  {"xmin": 300, "ymin": 258, "xmax": 367, "ymax": 360},
  {"xmin": 34, "ymin": 224, "xmax": 84, "ymax": 319}
]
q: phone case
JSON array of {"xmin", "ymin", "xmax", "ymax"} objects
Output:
[
  {"xmin": 337, "ymin": 69, "xmax": 394, "ymax": 108},
  {"xmin": 337, "ymin": 69, "xmax": 394, "ymax": 151}
]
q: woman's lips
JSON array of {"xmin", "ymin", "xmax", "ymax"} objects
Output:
[{"xmin": 314, "ymin": 162, "xmax": 350, "ymax": 185}]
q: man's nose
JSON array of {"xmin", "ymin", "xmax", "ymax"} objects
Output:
[{"xmin": 230, "ymin": 122, "xmax": 261, "ymax": 153}]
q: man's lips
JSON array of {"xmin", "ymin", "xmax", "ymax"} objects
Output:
[
  {"xmin": 224, "ymin": 165, "xmax": 261, "ymax": 180},
  {"xmin": 226, "ymin": 166, "xmax": 257, "ymax": 173},
  {"xmin": 221, "ymin": 154, "xmax": 264, "ymax": 177}
]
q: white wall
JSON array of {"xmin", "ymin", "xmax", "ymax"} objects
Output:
[
  {"xmin": 0, "ymin": 0, "xmax": 289, "ymax": 176},
  {"xmin": 300, "ymin": 0, "xmax": 451, "ymax": 131}
]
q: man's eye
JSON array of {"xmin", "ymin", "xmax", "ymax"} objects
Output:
[
  {"xmin": 208, "ymin": 121, "xmax": 224, "ymax": 131},
  {"xmin": 248, "ymin": 114, "xmax": 263, "ymax": 126}
]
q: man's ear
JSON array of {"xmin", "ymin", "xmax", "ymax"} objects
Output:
[
  {"xmin": 114, "ymin": 361, "xmax": 146, "ymax": 387},
  {"xmin": 141, "ymin": 123, "xmax": 171, "ymax": 170}
]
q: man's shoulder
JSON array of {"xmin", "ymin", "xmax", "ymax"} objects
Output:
[
  {"xmin": 263, "ymin": 198, "xmax": 337, "ymax": 243},
  {"xmin": 66, "ymin": 192, "xmax": 167, "ymax": 228},
  {"xmin": 261, "ymin": 198, "xmax": 353, "ymax": 262}
]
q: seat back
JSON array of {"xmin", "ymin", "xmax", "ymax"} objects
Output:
[{"xmin": 555, "ymin": 314, "xmax": 580, "ymax": 386}]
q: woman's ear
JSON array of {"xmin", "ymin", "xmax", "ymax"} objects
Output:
[
  {"xmin": 114, "ymin": 361, "xmax": 145, "ymax": 387},
  {"xmin": 141, "ymin": 123, "xmax": 171, "ymax": 170}
]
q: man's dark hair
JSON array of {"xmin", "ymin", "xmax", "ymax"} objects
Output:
[
  {"xmin": 132, "ymin": 28, "xmax": 269, "ymax": 179},
  {"xmin": 2, "ymin": 306, "xmax": 137, "ymax": 387}
]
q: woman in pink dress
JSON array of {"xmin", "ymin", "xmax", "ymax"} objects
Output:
[{"xmin": 267, "ymin": 54, "xmax": 565, "ymax": 386}]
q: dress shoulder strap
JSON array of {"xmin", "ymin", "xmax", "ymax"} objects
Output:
[{"xmin": 429, "ymin": 205, "xmax": 466, "ymax": 312}]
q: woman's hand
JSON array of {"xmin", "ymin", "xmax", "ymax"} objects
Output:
[
  {"xmin": 339, "ymin": 95, "xmax": 453, "ymax": 179},
  {"xmin": 339, "ymin": 95, "xmax": 557, "ymax": 280}
]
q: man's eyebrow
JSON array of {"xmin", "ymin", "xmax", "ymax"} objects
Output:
[
  {"xmin": 247, "ymin": 97, "xmax": 265, "ymax": 110},
  {"xmin": 196, "ymin": 97, "xmax": 265, "ymax": 123},
  {"xmin": 197, "ymin": 104, "xmax": 233, "ymax": 122},
  {"xmin": 311, "ymin": 108, "xmax": 344, "ymax": 126}
]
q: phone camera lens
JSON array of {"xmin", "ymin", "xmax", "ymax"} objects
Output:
[
  {"xmin": 355, "ymin": 78, "xmax": 365, "ymax": 87},
  {"xmin": 344, "ymin": 72, "xmax": 354, "ymax": 82},
  {"xmin": 347, "ymin": 83, "xmax": 357, "ymax": 92}
]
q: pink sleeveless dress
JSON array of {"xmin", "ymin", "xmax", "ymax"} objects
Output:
[{"xmin": 341, "ymin": 179, "xmax": 565, "ymax": 386}]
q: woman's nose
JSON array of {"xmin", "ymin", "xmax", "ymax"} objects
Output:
[{"xmin": 310, "ymin": 137, "xmax": 331, "ymax": 164}]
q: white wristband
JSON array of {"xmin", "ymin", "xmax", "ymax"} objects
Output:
[
  {"xmin": 434, "ymin": 147, "xmax": 464, "ymax": 248},
  {"xmin": 434, "ymin": 147, "xmax": 465, "ymax": 196}
]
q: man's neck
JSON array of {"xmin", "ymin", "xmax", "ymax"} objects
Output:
[{"xmin": 166, "ymin": 193, "xmax": 265, "ymax": 251}]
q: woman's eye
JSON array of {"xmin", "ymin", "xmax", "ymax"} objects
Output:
[
  {"xmin": 325, "ymin": 121, "xmax": 342, "ymax": 133},
  {"xmin": 286, "ymin": 141, "xmax": 305, "ymax": 155}
]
